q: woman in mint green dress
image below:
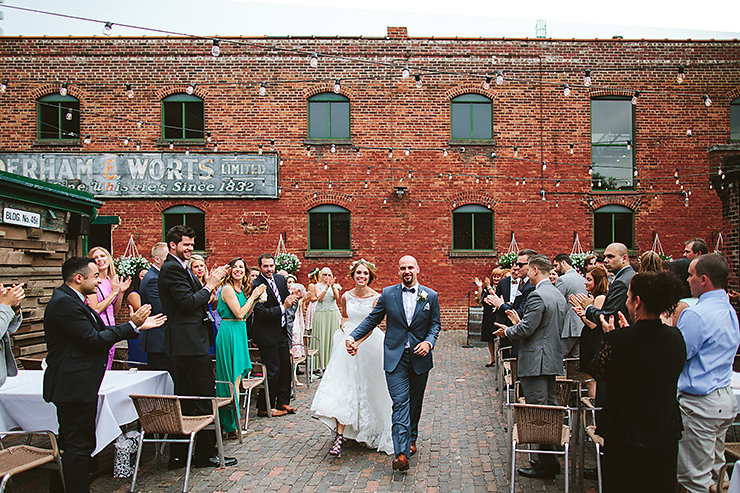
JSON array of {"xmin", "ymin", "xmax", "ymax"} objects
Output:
[
  {"xmin": 312, "ymin": 267, "xmax": 341, "ymax": 369},
  {"xmin": 216, "ymin": 257, "xmax": 267, "ymax": 437}
]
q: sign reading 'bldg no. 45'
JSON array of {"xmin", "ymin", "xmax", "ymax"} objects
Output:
[{"xmin": 0, "ymin": 153, "xmax": 279, "ymax": 198}]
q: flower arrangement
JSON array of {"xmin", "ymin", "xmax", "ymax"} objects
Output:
[
  {"xmin": 275, "ymin": 252, "xmax": 301, "ymax": 274},
  {"xmin": 658, "ymin": 253, "xmax": 673, "ymax": 262},
  {"xmin": 570, "ymin": 251, "xmax": 595, "ymax": 276},
  {"xmin": 113, "ymin": 255, "xmax": 150, "ymax": 279},
  {"xmin": 498, "ymin": 252, "xmax": 518, "ymax": 269}
]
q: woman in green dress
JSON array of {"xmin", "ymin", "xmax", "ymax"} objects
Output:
[
  {"xmin": 312, "ymin": 267, "xmax": 341, "ymax": 369},
  {"xmin": 216, "ymin": 257, "xmax": 266, "ymax": 438}
]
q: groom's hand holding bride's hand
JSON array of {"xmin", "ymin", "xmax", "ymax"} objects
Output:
[
  {"xmin": 345, "ymin": 336, "xmax": 358, "ymax": 356},
  {"xmin": 413, "ymin": 341, "xmax": 432, "ymax": 357}
]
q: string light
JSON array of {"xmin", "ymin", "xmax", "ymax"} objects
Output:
[
  {"xmin": 306, "ymin": 145, "xmax": 311, "ymax": 156},
  {"xmin": 460, "ymin": 147, "xmax": 465, "ymax": 153},
  {"xmin": 279, "ymin": 158, "xmax": 283, "ymax": 166},
  {"xmin": 211, "ymin": 39, "xmax": 220, "ymax": 57},
  {"xmin": 483, "ymin": 76, "xmax": 491, "ymax": 90},
  {"xmin": 448, "ymin": 173, "xmax": 452, "ymax": 180},
  {"xmin": 631, "ymin": 91, "xmax": 640, "ymax": 105},
  {"xmin": 169, "ymin": 141, "xmax": 174, "ymax": 150},
  {"xmin": 59, "ymin": 82, "xmax": 68, "ymax": 96},
  {"xmin": 569, "ymin": 143, "xmax": 574, "ymax": 155},
  {"xmin": 103, "ymin": 22, "xmax": 113, "ymax": 36},
  {"xmin": 123, "ymin": 137, "xmax": 130, "ymax": 146},
  {"xmin": 125, "ymin": 83, "xmax": 134, "ymax": 98},
  {"xmin": 331, "ymin": 143, "xmax": 336, "ymax": 153},
  {"xmin": 383, "ymin": 198, "xmax": 387, "ymax": 204},
  {"xmin": 563, "ymin": 84, "xmax": 571, "ymax": 97},
  {"xmin": 676, "ymin": 66, "xmax": 685, "ymax": 84},
  {"xmin": 556, "ymin": 179, "xmax": 560, "ymax": 187},
  {"xmin": 333, "ymin": 79, "xmax": 341, "ymax": 94},
  {"xmin": 405, "ymin": 148, "xmax": 410, "ymax": 156},
  {"xmin": 185, "ymin": 147, "xmax": 190, "ymax": 155},
  {"xmin": 186, "ymin": 83, "xmax": 195, "ymax": 95},
  {"xmin": 496, "ymin": 71, "xmax": 503, "ymax": 85},
  {"xmin": 583, "ymin": 70, "xmax": 591, "ymax": 87},
  {"xmin": 402, "ymin": 66, "xmax": 410, "ymax": 79},
  {"xmin": 513, "ymin": 146, "xmax": 518, "ymax": 158},
  {"xmin": 541, "ymin": 162, "xmax": 547, "ymax": 171},
  {"xmin": 206, "ymin": 132, "xmax": 212, "ymax": 142},
  {"xmin": 541, "ymin": 189, "xmax": 546, "ymax": 201},
  {"xmin": 515, "ymin": 178, "xmax": 519, "ymax": 186},
  {"xmin": 491, "ymin": 150, "xmax": 496, "ymax": 158},
  {"xmin": 135, "ymin": 142, "xmax": 141, "ymax": 151},
  {"xmin": 83, "ymin": 135, "xmax": 91, "ymax": 144},
  {"xmin": 258, "ymin": 144, "xmax": 263, "ymax": 155},
  {"xmin": 388, "ymin": 148, "xmax": 393, "ymax": 159},
  {"xmin": 270, "ymin": 139, "xmax": 275, "ymax": 150},
  {"xmin": 686, "ymin": 129, "xmax": 692, "ymax": 136},
  {"xmin": 259, "ymin": 82, "xmax": 267, "ymax": 96},
  {"xmin": 364, "ymin": 180, "xmax": 368, "ymax": 188},
  {"xmin": 355, "ymin": 147, "xmax": 361, "ymax": 157},
  {"xmin": 366, "ymin": 166, "xmax": 370, "ymax": 174},
  {"xmin": 0, "ymin": 79, "xmax": 7, "ymax": 93},
  {"xmin": 674, "ymin": 168, "xmax": 679, "ymax": 179},
  {"xmin": 418, "ymin": 200, "xmax": 422, "ymax": 207},
  {"xmin": 408, "ymin": 169, "xmax": 412, "ymax": 178},
  {"xmin": 328, "ymin": 181, "xmax": 332, "ymax": 189},
  {"xmin": 213, "ymin": 142, "xmax": 219, "ymax": 151},
  {"xmin": 476, "ymin": 176, "xmax": 480, "ymax": 184},
  {"xmin": 443, "ymin": 149, "xmax": 448, "ymax": 157},
  {"xmin": 414, "ymin": 74, "xmax": 422, "ymax": 88},
  {"xmin": 65, "ymin": 109, "xmax": 73, "ymax": 120},
  {"xmin": 588, "ymin": 166, "xmax": 593, "ymax": 175},
  {"xmin": 323, "ymin": 162, "xmax": 328, "ymax": 170},
  {"xmin": 703, "ymin": 94, "xmax": 712, "ymax": 107},
  {"xmin": 523, "ymin": 177, "xmax": 526, "ymax": 185},
  {"xmin": 626, "ymin": 140, "xmax": 632, "ymax": 150},
  {"xmin": 310, "ymin": 53, "xmax": 319, "ymax": 68}
]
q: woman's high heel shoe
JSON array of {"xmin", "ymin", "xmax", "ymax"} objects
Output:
[{"xmin": 328, "ymin": 433, "xmax": 343, "ymax": 457}]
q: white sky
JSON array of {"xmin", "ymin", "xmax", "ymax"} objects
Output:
[{"xmin": 1, "ymin": 0, "xmax": 739, "ymax": 39}]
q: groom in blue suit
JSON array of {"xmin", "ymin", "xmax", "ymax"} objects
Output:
[{"xmin": 347, "ymin": 255, "xmax": 441, "ymax": 471}]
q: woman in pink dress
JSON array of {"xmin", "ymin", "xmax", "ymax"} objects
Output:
[{"xmin": 87, "ymin": 247, "xmax": 130, "ymax": 369}]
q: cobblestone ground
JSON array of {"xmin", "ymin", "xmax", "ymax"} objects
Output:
[{"xmin": 15, "ymin": 330, "xmax": 596, "ymax": 492}]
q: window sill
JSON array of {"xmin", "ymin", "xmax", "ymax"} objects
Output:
[
  {"xmin": 449, "ymin": 250, "xmax": 497, "ymax": 258},
  {"xmin": 157, "ymin": 139, "xmax": 207, "ymax": 146},
  {"xmin": 447, "ymin": 139, "xmax": 496, "ymax": 146},
  {"xmin": 709, "ymin": 143, "xmax": 740, "ymax": 152},
  {"xmin": 305, "ymin": 250, "xmax": 352, "ymax": 258},
  {"xmin": 32, "ymin": 139, "xmax": 81, "ymax": 146},
  {"xmin": 303, "ymin": 138, "xmax": 353, "ymax": 146}
]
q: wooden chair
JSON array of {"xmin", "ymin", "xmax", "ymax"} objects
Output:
[
  {"xmin": 129, "ymin": 394, "xmax": 225, "ymax": 493},
  {"xmin": 581, "ymin": 397, "xmax": 604, "ymax": 493},
  {"xmin": 290, "ymin": 343, "xmax": 308, "ymax": 393},
  {"xmin": 16, "ymin": 357, "xmax": 43, "ymax": 370},
  {"xmin": 0, "ymin": 431, "xmax": 64, "ymax": 493},
  {"xmin": 214, "ymin": 380, "xmax": 242, "ymax": 443},
  {"xmin": 510, "ymin": 403, "xmax": 571, "ymax": 493},
  {"xmin": 241, "ymin": 359, "xmax": 271, "ymax": 425},
  {"xmin": 303, "ymin": 333, "xmax": 323, "ymax": 384}
]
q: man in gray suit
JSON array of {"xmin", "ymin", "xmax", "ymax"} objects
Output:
[
  {"xmin": 494, "ymin": 254, "xmax": 567, "ymax": 480},
  {"xmin": 553, "ymin": 254, "xmax": 588, "ymax": 358}
]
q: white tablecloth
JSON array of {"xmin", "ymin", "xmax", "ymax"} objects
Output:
[{"xmin": 0, "ymin": 370, "xmax": 173, "ymax": 455}]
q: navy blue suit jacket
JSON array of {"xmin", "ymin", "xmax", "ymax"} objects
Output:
[{"xmin": 139, "ymin": 265, "xmax": 164, "ymax": 353}]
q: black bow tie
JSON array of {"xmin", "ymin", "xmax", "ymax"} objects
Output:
[{"xmin": 402, "ymin": 287, "xmax": 416, "ymax": 293}]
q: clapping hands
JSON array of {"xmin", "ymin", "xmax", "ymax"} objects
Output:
[
  {"xmin": 599, "ymin": 312, "xmax": 630, "ymax": 333},
  {"xmin": 570, "ymin": 292, "xmax": 595, "ymax": 309},
  {"xmin": 205, "ymin": 264, "xmax": 229, "ymax": 290},
  {"xmin": 129, "ymin": 303, "xmax": 167, "ymax": 330},
  {"xmin": 0, "ymin": 283, "xmax": 24, "ymax": 310}
]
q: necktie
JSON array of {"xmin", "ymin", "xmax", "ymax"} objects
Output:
[{"xmin": 269, "ymin": 279, "xmax": 286, "ymax": 326}]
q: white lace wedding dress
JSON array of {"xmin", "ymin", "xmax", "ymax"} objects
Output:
[{"xmin": 310, "ymin": 292, "xmax": 394, "ymax": 455}]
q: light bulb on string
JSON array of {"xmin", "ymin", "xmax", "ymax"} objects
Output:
[
  {"xmin": 583, "ymin": 70, "xmax": 591, "ymax": 87},
  {"xmin": 65, "ymin": 109, "xmax": 73, "ymax": 121},
  {"xmin": 414, "ymin": 75, "xmax": 422, "ymax": 88},
  {"xmin": 541, "ymin": 190, "xmax": 546, "ymax": 201},
  {"xmin": 513, "ymin": 146, "xmax": 518, "ymax": 158},
  {"xmin": 405, "ymin": 148, "xmax": 410, "ymax": 156},
  {"xmin": 328, "ymin": 181, "xmax": 332, "ymax": 189},
  {"xmin": 453, "ymin": 200, "xmax": 457, "ymax": 207},
  {"xmin": 631, "ymin": 91, "xmax": 640, "ymax": 105},
  {"xmin": 206, "ymin": 132, "xmax": 212, "ymax": 142},
  {"xmin": 355, "ymin": 147, "xmax": 361, "ymax": 157},
  {"xmin": 388, "ymin": 148, "xmax": 393, "ymax": 159},
  {"xmin": 259, "ymin": 82, "xmax": 267, "ymax": 96},
  {"xmin": 306, "ymin": 146, "xmax": 311, "ymax": 156},
  {"xmin": 523, "ymin": 177, "xmax": 526, "ymax": 185},
  {"xmin": 169, "ymin": 141, "xmax": 174, "ymax": 150},
  {"xmin": 460, "ymin": 147, "xmax": 465, "ymax": 153},
  {"xmin": 408, "ymin": 170, "xmax": 412, "ymax": 179},
  {"xmin": 515, "ymin": 178, "xmax": 519, "ymax": 186},
  {"xmin": 0, "ymin": 79, "xmax": 7, "ymax": 93},
  {"xmin": 703, "ymin": 94, "xmax": 712, "ymax": 107},
  {"xmin": 588, "ymin": 166, "xmax": 593, "ymax": 176},
  {"xmin": 563, "ymin": 84, "xmax": 571, "ymax": 97},
  {"xmin": 556, "ymin": 179, "xmax": 560, "ymax": 187},
  {"xmin": 279, "ymin": 159, "xmax": 284, "ymax": 166},
  {"xmin": 491, "ymin": 151, "xmax": 497, "ymax": 158},
  {"xmin": 676, "ymin": 66, "xmax": 685, "ymax": 84},
  {"xmin": 83, "ymin": 135, "xmax": 91, "ymax": 145},
  {"xmin": 402, "ymin": 66, "xmax": 410, "ymax": 79},
  {"xmin": 213, "ymin": 142, "xmax": 219, "ymax": 152},
  {"xmin": 125, "ymin": 84, "xmax": 134, "ymax": 98},
  {"xmin": 186, "ymin": 83, "xmax": 195, "ymax": 95},
  {"xmin": 496, "ymin": 71, "xmax": 503, "ymax": 85},
  {"xmin": 483, "ymin": 76, "xmax": 491, "ymax": 90},
  {"xmin": 211, "ymin": 39, "xmax": 220, "ymax": 57},
  {"xmin": 555, "ymin": 200, "xmax": 559, "ymax": 207},
  {"xmin": 626, "ymin": 140, "xmax": 632, "ymax": 150},
  {"xmin": 485, "ymin": 177, "xmax": 490, "ymax": 184},
  {"xmin": 103, "ymin": 22, "xmax": 113, "ymax": 36},
  {"xmin": 323, "ymin": 162, "xmax": 328, "ymax": 171},
  {"xmin": 59, "ymin": 83, "xmax": 68, "ymax": 96},
  {"xmin": 598, "ymin": 179, "xmax": 602, "ymax": 187},
  {"xmin": 364, "ymin": 180, "xmax": 368, "ymax": 188},
  {"xmin": 443, "ymin": 148, "xmax": 448, "ymax": 157},
  {"xmin": 185, "ymin": 147, "xmax": 190, "ymax": 155},
  {"xmin": 569, "ymin": 143, "xmax": 574, "ymax": 155},
  {"xmin": 314, "ymin": 192, "xmax": 318, "ymax": 199},
  {"xmin": 366, "ymin": 166, "xmax": 370, "ymax": 174},
  {"xmin": 135, "ymin": 142, "xmax": 141, "ymax": 151},
  {"xmin": 448, "ymin": 173, "xmax": 452, "ymax": 180},
  {"xmin": 674, "ymin": 169, "xmax": 679, "ymax": 179},
  {"xmin": 269, "ymin": 139, "xmax": 275, "ymax": 150},
  {"xmin": 634, "ymin": 169, "xmax": 638, "ymax": 177},
  {"xmin": 258, "ymin": 144, "xmax": 263, "ymax": 155},
  {"xmin": 383, "ymin": 198, "xmax": 387, "ymax": 204},
  {"xmin": 123, "ymin": 137, "xmax": 130, "ymax": 146},
  {"xmin": 476, "ymin": 176, "xmax": 480, "ymax": 184},
  {"xmin": 331, "ymin": 143, "xmax": 336, "ymax": 153},
  {"xmin": 309, "ymin": 53, "xmax": 318, "ymax": 68},
  {"xmin": 542, "ymin": 162, "xmax": 547, "ymax": 171},
  {"xmin": 418, "ymin": 200, "xmax": 422, "ymax": 207},
  {"xmin": 333, "ymin": 80, "xmax": 341, "ymax": 94}
]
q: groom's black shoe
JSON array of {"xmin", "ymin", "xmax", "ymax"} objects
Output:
[
  {"xmin": 409, "ymin": 441, "xmax": 417, "ymax": 457},
  {"xmin": 392, "ymin": 453, "xmax": 409, "ymax": 471}
]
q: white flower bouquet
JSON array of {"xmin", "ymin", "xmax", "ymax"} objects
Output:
[
  {"xmin": 113, "ymin": 255, "xmax": 150, "ymax": 279},
  {"xmin": 275, "ymin": 253, "xmax": 301, "ymax": 274}
]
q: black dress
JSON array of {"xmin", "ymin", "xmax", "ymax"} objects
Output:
[
  {"xmin": 479, "ymin": 286, "xmax": 496, "ymax": 342},
  {"xmin": 591, "ymin": 319, "xmax": 686, "ymax": 493}
]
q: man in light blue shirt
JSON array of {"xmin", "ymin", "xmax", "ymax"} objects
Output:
[{"xmin": 677, "ymin": 253, "xmax": 740, "ymax": 493}]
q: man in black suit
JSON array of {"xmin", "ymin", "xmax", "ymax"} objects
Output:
[
  {"xmin": 139, "ymin": 241, "xmax": 172, "ymax": 374},
  {"xmin": 251, "ymin": 253, "xmax": 299, "ymax": 417},
  {"xmin": 43, "ymin": 257, "xmax": 165, "ymax": 493},
  {"xmin": 158, "ymin": 225, "xmax": 234, "ymax": 469}
]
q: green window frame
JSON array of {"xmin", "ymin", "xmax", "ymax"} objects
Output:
[
  {"xmin": 731, "ymin": 98, "xmax": 740, "ymax": 142},
  {"xmin": 451, "ymin": 94, "xmax": 493, "ymax": 140},
  {"xmin": 452, "ymin": 204, "xmax": 494, "ymax": 251},
  {"xmin": 308, "ymin": 93, "xmax": 350, "ymax": 139},
  {"xmin": 591, "ymin": 97, "xmax": 634, "ymax": 191},
  {"xmin": 37, "ymin": 94, "xmax": 80, "ymax": 140},
  {"xmin": 161, "ymin": 93, "xmax": 205, "ymax": 141},
  {"xmin": 593, "ymin": 204, "xmax": 634, "ymax": 250},
  {"xmin": 308, "ymin": 204, "xmax": 351, "ymax": 251},
  {"xmin": 162, "ymin": 205, "xmax": 206, "ymax": 251}
]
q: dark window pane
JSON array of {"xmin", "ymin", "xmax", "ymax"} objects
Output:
[
  {"xmin": 310, "ymin": 213, "xmax": 329, "ymax": 250},
  {"xmin": 309, "ymin": 101, "xmax": 329, "ymax": 138},
  {"xmin": 473, "ymin": 212, "xmax": 493, "ymax": 249},
  {"xmin": 592, "ymin": 145, "xmax": 633, "ymax": 190},
  {"xmin": 163, "ymin": 102, "xmax": 183, "ymax": 139},
  {"xmin": 453, "ymin": 212, "xmax": 473, "ymax": 249},
  {"xmin": 612, "ymin": 213, "xmax": 633, "ymax": 249},
  {"xmin": 38, "ymin": 102, "xmax": 60, "ymax": 139},
  {"xmin": 184, "ymin": 102, "xmax": 204, "ymax": 139},
  {"xmin": 330, "ymin": 102, "xmax": 350, "ymax": 138},
  {"xmin": 163, "ymin": 214, "xmax": 181, "ymax": 240},
  {"xmin": 592, "ymin": 99, "xmax": 632, "ymax": 144},
  {"xmin": 471, "ymin": 104, "xmax": 492, "ymax": 139},
  {"xmin": 60, "ymin": 102, "xmax": 80, "ymax": 139},
  {"xmin": 731, "ymin": 101, "xmax": 740, "ymax": 142},
  {"xmin": 451, "ymin": 103, "xmax": 471, "ymax": 139},
  {"xmin": 184, "ymin": 213, "xmax": 206, "ymax": 251},
  {"xmin": 331, "ymin": 213, "xmax": 351, "ymax": 249},
  {"xmin": 593, "ymin": 213, "xmax": 613, "ymax": 249}
]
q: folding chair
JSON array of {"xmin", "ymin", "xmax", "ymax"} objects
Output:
[
  {"xmin": 0, "ymin": 431, "xmax": 64, "ymax": 493},
  {"xmin": 581, "ymin": 396, "xmax": 604, "ymax": 493}
]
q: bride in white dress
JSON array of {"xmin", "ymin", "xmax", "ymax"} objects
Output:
[{"xmin": 310, "ymin": 259, "xmax": 393, "ymax": 456}]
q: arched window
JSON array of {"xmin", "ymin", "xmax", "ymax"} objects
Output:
[
  {"xmin": 308, "ymin": 93, "xmax": 350, "ymax": 139},
  {"xmin": 308, "ymin": 204, "xmax": 350, "ymax": 251},
  {"xmin": 731, "ymin": 97, "xmax": 740, "ymax": 142},
  {"xmin": 162, "ymin": 205, "xmax": 206, "ymax": 251},
  {"xmin": 593, "ymin": 204, "xmax": 634, "ymax": 250},
  {"xmin": 450, "ymin": 94, "xmax": 492, "ymax": 140},
  {"xmin": 37, "ymin": 94, "xmax": 80, "ymax": 140},
  {"xmin": 591, "ymin": 96, "xmax": 634, "ymax": 190},
  {"xmin": 452, "ymin": 204, "xmax": 494, "ymax": 251},
  {"xmin": 161, "ymin": 93, "xmax": 205, "ymax": 141}
]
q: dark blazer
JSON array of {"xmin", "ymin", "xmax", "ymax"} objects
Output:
[
  {"xmin": 498, "ymin": 278, "xmax": 535, "ymax": 321},
  {"xmin": 139, "ymin": 265, "xmax": 164, "ymax": 352},
  {"xmin": 251, "ymin": 273, "xmax": 290, "ymax": 347},
  {"xmin": 585, "ymin": 265, "xmax": 636, "ymax": 326},
  {"xmin": 43, "ymin": 284, "xmax": 138, "ymax": 403},
  {"xmin": 158, "ymin": 253, "xmax": 213, "ymax": 357}
]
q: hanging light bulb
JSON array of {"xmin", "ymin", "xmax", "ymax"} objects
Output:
[
  {"xmin": 65, "ymin": 109, "xmax": 73, "ymax": 121},
  {"xmin": 718, "ymin": 166, "xmax": 723, "ymax": 176},
  {"xmin": 355, "ymin": 147, "xmax": 360, "ymax": 157},
  {"xmin": 364, "ymin": 180, "xmax": 368, "ymax": 188},
  {"xmin": 259, "ymin": 82, "xmax": 267, "ymax": 96},
  {"xmin": 513, "ymin": 146, "xmax": 518, "ymax": 158},
  {"xmin": 598, "ymin": 179, "xmax": 602, "ymax": 187},
  {"xmin": 169, "ymin": 141, "xmax": 174, "ymax": 150},
  {"xmin": 103, "ymin": 22, "xmax": 113, "ymax": 36},
  {"xmin": 0, "ymin": 79, "xmax": 7, "ymax": 94},
  {"xmin": 323, "ymin": 162, "xmax": 328, "ymax": 170},
  {"xmin": 542, "ymin": 162, "xmax": 547, "ymax": 171},
  {"xmin": 270, "ymin": 139, "xmax": 275, "ymax": 150},
  {"xmin": 310, "ymin": 52, "xmax": 319, "ymax": 68},
  {"xmin": 703, "ymin": 94, "xmax": 712, "ymax": 107},
  {"xmin": 515, "ymin": 178, "xmax": 520, "ymax": 186},
  {"xmin": 563, "ymin": 84, "xmax": 571, "ymax": 97},
  {"xmin": 676, "ymin": 66, "xmax": 685, "ymax": 84},
  {"xmin": 496, "ymin": 71, "xmax": 503, "ymax": 85},
  {"xmin": 583, "ymin": 70, "xmax": 591, "ymax": 87},
  {"xmin": 483, "ymin": 76, "xmax": 491, "ymax": 90},
  {"xmin": 306, "ymin": 145, "xmax": 311, "ymax": 156},
  {"xmin": 314, "ymin": 192, "xmax": 318, "ymax": 199},
  {"xmin": 523, "ymin": 177, "xmax": 526, "ymax": 185},
  {"xmin": 414, "ymin": 74, "xmax": 422, "ymax": 88},
  {"xmin": 408, "ymin": 170, "xmax": 412, "ymax": 179},
  {"xmin": 443, "ymin": 148, "xmax": 448, "ymax": 157},
  {"xmin": 388, "ymin": 148, "xmax": 393, "ymax": 159},
  {"xmin": 330, "ymin": 143, "xmax": 336, "ymax": 153},
  {"xmin": 186, "ymin": 83, "xmax": 195, "ymax": 95},
  {"xmin": 258, "ymin": 144, "xmax": 263, "ymax": 155},
  {"xmin": 569, "ymin": 143, "xmax": 574, "ymax": 154},
  {"xmin": 674, "ymin": 168, "xmax": 679, "ymax": 179},
  {"xmin": 626, "ymin": 140, "xmax": 632, "ymax": 150},
  {"xmin": 185, "ymin": 147, "xmax": 190, "ymax": 155},
  {"xmin": 206, "ymin": 132, "xmax": 212, "ymax": 143},
  {"xmin": 135, "ymin": 142, "xmax": 141, "ymax": 151},
  {"xmin": 452, "ymin": 200, "xmax": 456, "ymax": 207},
  {"xmin": 476, "ymin": 176, "xmax": 480, "ymax": 184},
  {"xmin": 366, "ymin": 166, "xmax": 370, "ymax": 174},
  {"xmin": 460, "ymin": 147, "xmax": 465, "ymax": 153},
  {"xmin": 383, "ymin": 198, "xmax": 387, "ymax": 204},
  {"xmin": 83, "ymin": 135, "xmax": 91, "ymax": 144},
  {"xmin": 405, "ymin": 148, "xmax": 410, "ymax": 156},
  {"xmin": 214, "ymin": 142, "xmax": 219, "ymax": 152},
  {"xmin": 211, "ymin": 39, "xmax": 220, "ymax": 57},
  {"xmin": 59, "ymin": 83, "xmax": 68, "ymax": 96},
  {"xmin": 402, "ymin": 66, "xmax": 410, "ymax": 79},
  {"xmin": 328, "ymin": 181, "xmax": 332, "ymax": 189},
  {"xmin": 588, "ymin": 166, "xmax": 593, "ymax": 176},
  {"xmin": 631, "ymin": 91, "xmax": 640, "ymax": 105},
  {"xmin": 125, "ymin": 83, "xmax": 134, "ymax": 99},
  {"xmin": 123, "ymin": 137, "xmax": 130, "ymax": 146},
  {"xmin": 279, "ymin": 159, "xmax": 284, "ymax": 166},
  {"xmin": 491, "ymin": 151, "xmax": 497, "ymax": 158},
  {"xmin": 686, "ymin": 129, "xmax": 692, "ymax": 136},
  {"xmin": 634, "ymin": 169, "xmax": 638, "ymax": 177},
  {"xmin": 556, "ymin": 179, "xmax": 561, "ymax": 187},
  {"xmin": 555, "ymin": 200, "xmax": 559, "ymax": 207},
  {"xmin": 333, "ymin": 79, "xmax": 341, "ymax": 94},
  {"xmin": 418, "ymin": 200, "xmax": 422, "ymax": 207},
  {"xmin": 448, "ymin": 173, "xmax": 452, "ymax": 180},
  {"xmin": 541, "ymin": 190, "xmax": 546, "ymax": 201}
]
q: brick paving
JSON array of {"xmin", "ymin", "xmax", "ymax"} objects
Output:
[{"xmin": 13, "ymin": 330, "xmax": 593, "ymax": 492}]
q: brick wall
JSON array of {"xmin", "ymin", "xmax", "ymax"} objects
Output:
[{"xmin": 1, "ymin": 35, "xmax": 738, "ymax": 329}]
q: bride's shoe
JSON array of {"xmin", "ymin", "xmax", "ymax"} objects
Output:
[{"xmin": 328, "ymin": 433, "xmax": 343, "ymax": 457}]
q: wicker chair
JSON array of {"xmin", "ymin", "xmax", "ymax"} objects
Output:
[
  {"xmin": 581, "ymin": 396, "xmax": 604, "ymax": 493},
  {"xmin": 0, "ymin": 431, "xmax": 64, "ymax": 493},
  {"xmin": 510, "ymin": 403, "xmax": 571, "ymax": 493},
  {"xmin": 129, "ymin": 394, "xmax": 225, "ymax": 493}
]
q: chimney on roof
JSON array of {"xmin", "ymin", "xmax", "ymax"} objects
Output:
[{"xmin": 387, "ymin": 27, "xmax": 409, "ymax": 39}]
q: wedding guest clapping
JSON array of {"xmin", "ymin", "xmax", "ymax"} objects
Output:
[
  {"xmin": 1, "ymin": 283, "xmax": 24, "ymax": 387},
  {"xmin": 313, "ymin": 267, "xmax": 341, "ymax": 368},
  {"xmin": 126, "ymin": 266, "xmax": 148, "ymax": 311},
  {"xmin": 476, "ymin": 267, "xmax": 505, "ymax": 367}
]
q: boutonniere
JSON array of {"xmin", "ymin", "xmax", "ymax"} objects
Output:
[
  {"xmin": 258, "ymin": 291, "xmax": 268, "ymax": 303},
  {"xmin": 417, "ymin": 290, "xmax": 428, "ymax": 302}
]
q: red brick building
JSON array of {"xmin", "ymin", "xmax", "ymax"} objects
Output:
[{"xmin": 1, "ymin": 28, "xmax": 738, "ymax": 328}]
